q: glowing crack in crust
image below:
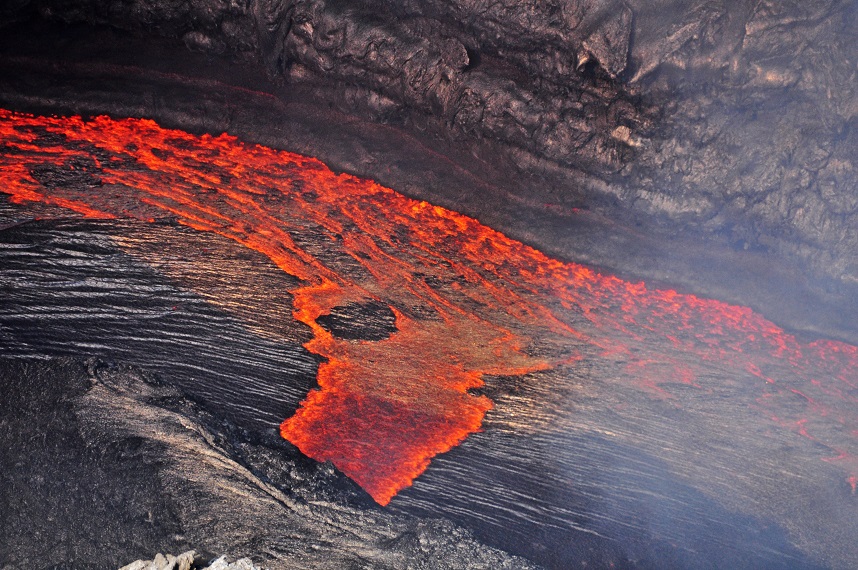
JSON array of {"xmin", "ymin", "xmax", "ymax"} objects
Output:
[{"xmin": 1, "ymin": 109, "xmax": 857, "ymax": 505}]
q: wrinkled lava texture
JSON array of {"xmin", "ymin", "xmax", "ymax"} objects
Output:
[
  {"xmin": 1, "ymin": 108, "xmax": 857, "ymax": 506},
  {"xmin": 5, "ymin": 0, "xmax": 857, "ymax": 289}
]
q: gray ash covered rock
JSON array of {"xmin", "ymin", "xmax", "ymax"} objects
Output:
[
  {"xmin": 0, "ymin": 358, "xmax": 538, "ymax": 570},
  {"xmin": 120, "ymin": 550, "xmax": 263, "ymax": 570}
]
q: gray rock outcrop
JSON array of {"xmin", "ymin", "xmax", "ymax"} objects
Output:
[
  {"xmin": 2, "ymin": 0, "xmax": 855, "ymax": 293},
  {"xmin": 120, "ymin": 550, "xmax": 264, "ymax": 570}
]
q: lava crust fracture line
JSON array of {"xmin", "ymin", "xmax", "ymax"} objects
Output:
[{"xmin": 1, "ymin": 109, "xmax": 857, "ymax": 504}]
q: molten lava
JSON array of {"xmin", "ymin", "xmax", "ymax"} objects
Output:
[{"xmin": 1, "ymin": 108, "xmax": 857, "ymax": 504}]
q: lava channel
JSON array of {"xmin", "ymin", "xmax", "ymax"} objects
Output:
[{"xmin": 1, "ymin": 108, "xmax": 857, "ymax": 504}]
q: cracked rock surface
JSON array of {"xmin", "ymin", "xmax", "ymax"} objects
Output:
[{"xmin": 3, "ymin": 0, "xmax": 855, "ymax": 289}]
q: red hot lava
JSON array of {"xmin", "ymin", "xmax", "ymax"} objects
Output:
[{"xmin": 1, "ymin": 109, "xmax": 857, "ymax": 504}]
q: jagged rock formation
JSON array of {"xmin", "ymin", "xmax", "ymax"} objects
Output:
[
  {"xmin": 2, "ymin": 0, "xmax": 855, "ymax": 289},
  {"xmin": 120, "ymin": 550, "xmax": 262, "ymax": 570}
]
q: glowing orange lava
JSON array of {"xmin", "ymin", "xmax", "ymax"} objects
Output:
[{"xmin": 1, "ymin": 108, "xmax": 857, "ymax": 504}]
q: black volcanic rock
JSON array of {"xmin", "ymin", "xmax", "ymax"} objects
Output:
[
  {"xmin": 0, "ymin": 358, "xmax": 538, "ymax": 569},
  {"xmin": 2, "ymin": 0, "xmax": 855, "ymax": 289},
  {"xmin": 316, "ymin": 300, "xmax": 398, "ymax": 341},
  {"xmin": 29, "ymin": 155, "xmax": 104, "ymax": 188},
  {"xmin": 0, "ymin": 359, "xmax": 183, "ymax": 568},
  {"xmin": 1, "ymin": 4, "xmax": 857, "ymax": 568}
]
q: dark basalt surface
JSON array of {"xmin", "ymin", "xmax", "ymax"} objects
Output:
[
  {"xmin": 3, "ymin": 0, "xmax": 856, "ymax": 289},
  {"xmin": 0, "ymin": 210, "xmax": 842, "ymax": 570},
  {"xmin": 1, "ymin": 2, "xmax": 856, "ymax": 345},
  {"xmin": 0, "ymin": 357, "xmax": 537, "ymax": 569},
  {"xmin": 316, "ymin": 300, "xmax": 398, "ymax": 341},
  {"xmin": 1, "ymin": 2, "xmax": 857, "ymax": 569}
]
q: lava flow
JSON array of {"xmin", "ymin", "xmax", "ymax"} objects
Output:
[{"xmin": 1, "ymin": 108, "xmax": 857, "ymax": 504}]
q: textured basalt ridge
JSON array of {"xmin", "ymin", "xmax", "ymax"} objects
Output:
[{"xmin": 4, "ymin": 0, "xmax": 855, "ymax": 289}]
